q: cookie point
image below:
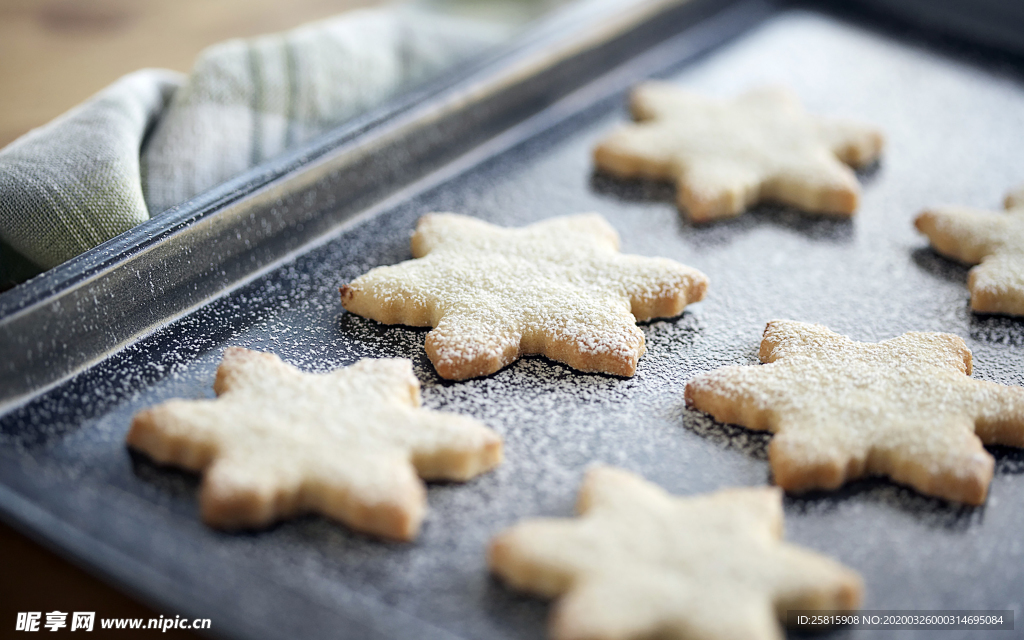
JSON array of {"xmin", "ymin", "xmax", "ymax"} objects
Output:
[
  {"xmin": 352, "ymin": 483, "xmax": 429, "ymax": 542},
  {"xmin": 837, "ymin": 573, "xmax": 866, "ymax": 611},
  {"xmin": 682, "ymin": 381, "xmax": 698, "ymax": 407},
  {"xmin": 414, "ymin": 212, "xmax": 444, "ymax": 234},
  {"xmin": 486, "ymin": 531, "xmax": 512, "ymax": 571},
  {"xmin": 583, "ymin": 463, "xmax": 618, "ymax": 479},
  {"xmin": 339, "ymin": 284, "xmax": 355, "ymax": 303},
  {"xmin": 221, "ymin": 345, "xmax": 253, "ymax": 360},
  {"xmin": 965, "ymin": 484, "xmax": 989, "ymax": 507},
  {"xmin": 680, "ymin": 187, "xmax": 745, "ymax": 223},
  {"xmin": 483, "ymin": 436, "xmax": 505, "ymax": 472},
  {"xmin": 694, "ymin": 273, "xmax": 709, "ymax": 300},
  {"xmin": 199, "ymin": 478, "xmax": 275, "ymax": 531},
  {"xmin": 1006, "ymin": 190, "xmax": 1024, "ymax": 210},
  {"xmin": 953, "ymin": 457, "xmax": 993, "ymax": 506},
  {"xmin": 838, "ymin": 188, "xmax": 859, "ymax": 216},
  {"xmin": 389, "ymin": 512, "xmax": 424, "ymax": 543},
  {"xmin": 913, "ymin": 210, "xmax": 933, "ymax": 232},
  {"xmin": 124, "ymin": 409, "xmax": 156, "ymax": 452}
]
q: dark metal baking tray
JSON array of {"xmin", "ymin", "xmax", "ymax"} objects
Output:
[{"xmin": 2, "ymin": 0, "xmax": 1024, "ymax": 638}]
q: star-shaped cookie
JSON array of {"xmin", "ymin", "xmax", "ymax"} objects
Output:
[
  {"xmin": 685, "ymin": 320, "xmax": 1024, "ymax": 504},
  {"xmin": 594, "ymin": 83, "xmax": 885, "ymax": 221},
  {"xmin": 127, "ymin": 348, "xmax": 502, "ymax": 540},
  {"xmin": 489, "ymin": 466, "xmax": 862, "ymax": 640},
  {"xmin": 916, "ymin": 184, "xmax": 1024, "ymax": 315},
  {"xmin": 340, "ymin": 213, "xmax": 708, "ymax": 380}
]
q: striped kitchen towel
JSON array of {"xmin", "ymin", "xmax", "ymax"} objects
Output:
[
  {"xmin": 0, "ymin": 69, "xmax": 182, "ymax": 276},
  {"xmin": 0, "ymin": 6, "xmax": 503, "ymax": 284},
  {"xmin": 141, "ymin": 7, "xmax": 503, "ymax": 213}
]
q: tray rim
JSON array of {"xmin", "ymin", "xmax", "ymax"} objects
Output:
[{"xmin": 4, "ymin": 0, "xmax": 1024, "ymax": 638}]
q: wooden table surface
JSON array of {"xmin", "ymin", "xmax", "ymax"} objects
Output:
[
  {"xmin": 0, "ymin": 0, "xmax": 376, "ymax": 149},
  {"xmin": 0, "ymin": 1, "xmax": 376, "ymax": 635}
]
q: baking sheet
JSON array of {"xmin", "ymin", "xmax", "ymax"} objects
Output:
[{"xmin": 2, "ymin": 3, "xmax": 1024, "ymax": 639}]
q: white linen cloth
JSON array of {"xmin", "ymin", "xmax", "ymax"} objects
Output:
[{"xmin": 0, "ymin": 7, "xmax": 500, "ymax": 279}]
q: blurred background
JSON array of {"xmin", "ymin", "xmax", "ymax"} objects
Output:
[
  {"xmin": 0, "ymin": 0, "xmax": 574, "ymax": 288},
  {"xmin": 0, "ymin": 0, "xmax": 378, "ymax": 149},
  {"xmin": 0, "ymin": 0, "xmax": 568, "ymax": 149}
]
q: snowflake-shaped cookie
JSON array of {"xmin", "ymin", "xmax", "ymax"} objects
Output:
[
  {"xmin": 127, "ymin": 348, "xmax": 502, "ymax": 540},
  {"xmin": 340, "ymin": 213, "xmax": 708, "ymax": 380},
  {"xmin": 916, "ymin": 184, "xmax": 1024, "ymax": 315},
  {"xmin": 489, "ymin": 466, "xmax": 862, "ymax": 640},
  {"xmin": 594, "ymin": 83, "xmax": 885, "ymax": 221},
  {"xmin": 686, "ymin": 320, "xmax": 1024, "ymax": 504}
]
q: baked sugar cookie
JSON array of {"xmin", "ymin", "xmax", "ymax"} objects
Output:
[
  {"xmin": 127, "ymin": 348, "xmax": 502, "ymax": 540},
  {"xmin": 340, "ymin": 213, "xmax": 708, "ymax": 380},
  {"xmin": 489, "ymin": 466, "xmax": 862, "ymax": 640},
  {"xmin": 594, "ymin": 83, "xmax": 884, "ymax": 221},
  {"xmin": 916, "ymin": 184, "xmax": 1024, "ymax": 315},
  {"xmin": 685, "ymin": 320, "xmax": 1024, "ymax": 504}
]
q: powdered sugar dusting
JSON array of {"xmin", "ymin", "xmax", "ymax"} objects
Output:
[
  {"xmin": 594, "ymin": 82, "xmax": 884, "ymax": 220},
  {"xmin": 341, "ymin": 213, "xmax": 707, "ymax": 379},
  {"xmin": 916, "ymin": 186, "xmax": 1024, "ymax": 315},
  {"xmin": 490, "ymin": 466, "xmax": 861, "ymax": 638},
  {"xmin": 687, "ymin": 320, "xmax": 1024, "ymax": 503},
  {"xmin": 128, "ymin": 349, "xmax": 501, "ymax": 538}
]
